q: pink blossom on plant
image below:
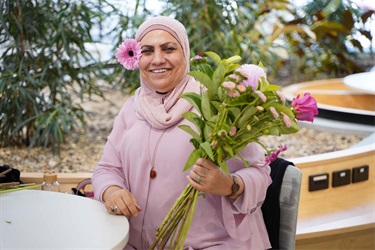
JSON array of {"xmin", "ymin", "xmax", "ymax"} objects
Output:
[
  {"xmin": 222, "ymin": 81, "xmax": 236, "ymax": 90},
  {"xmin": 193, "ymin": 55, "xmax": 202, "ymax": 60},
  {"xmin": 236, "ymin": 64, "xmax": 266, "ymax": 90},
  {"xmin": 229, "ymin": 126, "xmax": 237, "ymax": 136},
  {"xmin": 291, "ymin": 93, "xmax": 319, "ymax": 122},
  {"xmin": 227, "ymin": 89, "xmax": 240, "ymax": 98},
  {"xmin": 281, "ymin": 112, "xmax": 292, "ymax": 128},
  {"xmin": 269, "ymin": 107, "xmax": 279, "ymax": 119},
  {"xmin": 115, "ymin": 38, "xmax": 142, "ymax": 70},
  {"xmin": 255, "ymin": 90, "xmax": 267, "ymax": 102},
  {"xmin": 237, "ymin": 84, "xmax": 246, "ymax": 93},
  {"xmin": 263, "ymin": 144, "xmax": 288, "ymax": 166},
  {"xmin": 229, "ymin": 74, "xmax": 240, "ymax": 82},
  {"xmin": 276, "ymin": 91, "xmax": 286, "ymax": 104}
]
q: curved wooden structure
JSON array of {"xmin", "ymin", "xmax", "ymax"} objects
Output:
[{"xmin": 293, "ymin": 144, "xmax": 375, "ymax": 249}]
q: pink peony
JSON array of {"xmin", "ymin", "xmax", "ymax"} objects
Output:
[
  {"xmin": 115, "ymin": 38, "xmax": 142, "ymax": 70},
  {"xmin": 291, "ymin": 93, "xmax": 319, "ymax": 122},
  {"xmin": 236, "ymin": 64, "xmax": 266, "ymax": 90}
]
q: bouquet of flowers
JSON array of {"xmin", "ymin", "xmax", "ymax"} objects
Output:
[{"xmin": 116, "ymin": 40, "xmax": 318, "ymax": 250}]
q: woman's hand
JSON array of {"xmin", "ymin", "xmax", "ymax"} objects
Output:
[
  {"xmin": 103, "ymin": 186, "xmax": 141, "ymax": 217},
  {"xmin": 186, "ymin": 158, "xmax": 244, "ymax": 199}
]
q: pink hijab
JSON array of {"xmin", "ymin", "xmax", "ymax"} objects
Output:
[{"xmin": 133, "ymin": 16, "xmax": 200, "ymax": 129}]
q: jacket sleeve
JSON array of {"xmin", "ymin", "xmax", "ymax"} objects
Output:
[
  {"xmin": 221, "ymin": 142, "xmax": 272, "ymax": 241},
  {"xmin": 91, "ymin": 103, "xmax": 130, "ymax": 202}
]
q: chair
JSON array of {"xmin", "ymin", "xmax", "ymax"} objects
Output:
[{"xmin": 261, "ymin": 158, "xmax": 302, "ymax": 250}]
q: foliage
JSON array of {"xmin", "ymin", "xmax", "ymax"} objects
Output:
[
  {"xmin": 1, "ymin": 0, "xmax": 373, "ymax": 151},
  {"xmin": 283, "ymin": 0, "xmax": 375, "ymax": 80},
  {"xmin": 0, "ymin": 0, "xmax": 115, "ymax": 150},
  {"xmin": 161, "ymin": 0, "xmax": 374, "ymax": 81}
]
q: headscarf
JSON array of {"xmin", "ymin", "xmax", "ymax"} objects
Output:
[{"xmin": 133, "ymin": 16, "xmax": 201, "ymax": 129}]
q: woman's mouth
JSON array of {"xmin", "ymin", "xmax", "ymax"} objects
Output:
[{"xmin": 150, "ymin": 69, "xmax": 168, "ymax": 73}]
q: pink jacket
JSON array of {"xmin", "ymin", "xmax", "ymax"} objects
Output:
[{"xmin": 92, "ymin": 96, "xmax": 272, "ymax": 249}]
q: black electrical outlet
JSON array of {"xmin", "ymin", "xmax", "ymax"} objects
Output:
[
  {"xmin": 332, "ymin": 169, "xmax": 351, "ymax": 187},
  {"xmin": 309, "ymin": 173, "xmax": 329, "ymax": 191},
  {"xmin": 352, "ymin": 165, "xmax": 369, "ymax": 183}
]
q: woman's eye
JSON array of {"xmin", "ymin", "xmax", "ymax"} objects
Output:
[
  {"xmin": 142, "ymin": 49, "xmax": 152, "ymax": 54},
  {"xmin": 165, "ymin": 47, "xmax": 176, "ymax": 52}
]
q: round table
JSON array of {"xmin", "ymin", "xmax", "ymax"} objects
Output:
[
  {"xmin": 0, "ymin": 190, "xmax": 129, "ymax": 249},
  {"xmin": 343, "ymin": 71, "xmax": 375, "ymax": 94}
]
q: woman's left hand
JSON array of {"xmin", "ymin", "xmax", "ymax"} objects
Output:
[{"xmin": 187, "ymin": 158, "xmax": 239, "ymax": 197}]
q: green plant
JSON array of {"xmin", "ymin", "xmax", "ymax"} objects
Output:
[
  {"xmin": 0, "ymin": 0, "xmax": 114, "ymax": 151},
  {"xmin": 283, "ymin": 0, "xmax": 374, "ymax": 80}
]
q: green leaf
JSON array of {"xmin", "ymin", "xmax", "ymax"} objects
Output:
[
  {"xmin": 322, "ymin": 0, "xmax": 342, "ymax": 17},
  {"xmin": 200, "ymin": 141, "xmax": 214, "ymax": 161},
  {"xmin": 212, "ymin": 64, "xmax": 225, "ymax": 92},
  {"xmin": 183, "ymin": 149, "xmax": 202, "ymax": 171},
  {"xmin": 204, "ymin": 51, "xmax": 221, "ymax": 65},
  {"xmin": 201, "ymin": 90, "xmax": 213, "ymax": 120},
  {"xmin": 182, "ymin": 112, "xmax": 204, "ymax": 135},
  {"xmin": 178, "ymin": 125, "xmax": 202, "ymax": 144},
  {"xmin": 266, "ymin": 84, "xmax": 281, "ymax": 92},
  {"xmin": 180, "ymin": 92, "xmax": 202, "ymax": 113},
  {"xmin": 237, "ymin": 106, "xmax": 258, "ymax": 127},
  {"xmin": 189, "ymin": 71, "xmax": 213, "ymax": 90}
]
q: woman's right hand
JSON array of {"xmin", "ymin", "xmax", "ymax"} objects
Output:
[{"xmin": 103, "ymin": 186, "xmax": 141, "ymax": 217}]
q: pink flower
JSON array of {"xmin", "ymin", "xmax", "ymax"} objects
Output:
[
  {"xmin": 229, "ymin": 126, "xmax": 237, "ymax": 136},
  {"xmin": 255, "ymin": 90, "xmax": 267, "ymax": 102},
  {"xmin": 115, "ymin": 39, "xmax": 142, "ymax": 70},
  {"xmin": 291, "ymin": 93, "xmax": 319, "ymax": 122},
  {"xmin": 222, "ymin": 81, "xmax": 236, "ymax": 90},
  {"xmin": 227, "ymin": 89, "xmax": 240, "ymax": 98},
  {"xmin": 237, "ymin": 84, "xmax": 246, "ymax": 93},
  {"xmin": 281, "ymin": 112, "xmax": 291, "ymax": 128},
  {"xmin": 276, "ymin": 91, "xmax": 286, "ymax": 104},
  {"xmin": 229, "ymin": 74, "xmax": 240, "ymax": 82},
  {"xmin": 270, "ymin": 107, "xmax": 279, "ymax": 119},
  {"xmin": 236, "ymin": 64, "xmax": 266, "ymax": 90},
  {"xmin": 193, "ymin": 55, "xmax": 202, "ymax": 60},
  {"xmin": 263, "ymin": 144, "xmax": 288, "ymax": 166}
]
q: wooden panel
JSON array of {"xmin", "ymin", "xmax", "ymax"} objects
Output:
[
  {"xmin": 297, "ymin": 150, "xmax": 374, "ymax": 220},
  {"xmin": 20, "ymin": 172, "xmax": 92, "ymax": 194},
  {"xmin": 296, "ymin": 227, "xmax": 375, "ymax": 250}
]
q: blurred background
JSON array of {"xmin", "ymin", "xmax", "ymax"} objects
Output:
[{"xmin": 0, "ymin": 0, "xmax": 374, "ymax": 171}]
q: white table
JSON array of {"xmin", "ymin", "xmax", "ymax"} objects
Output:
[
  {"xmin": 343, "ymin": 71, "xmax": 375, "ymax": 94},
  {"xmin": 0, "ymin": 190, "xmax": 129, "ymax": 249}
]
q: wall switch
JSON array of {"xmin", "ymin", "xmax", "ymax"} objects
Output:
[
  {"xmin": 332, "ymin": 169, "xmax": 351, "ymax": 187},
  {"xmin": 352, "ymin": 165, "xmax": 369, "ymax": 183},
  {"xmin": 309, "ymin": 173, "xmax": 329, "ymax": 191}
]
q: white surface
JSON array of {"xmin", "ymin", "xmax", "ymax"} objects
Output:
[
  {"xmin": 0, "ymin": 190, "xmax": 129, "ymax": 250},
  {"xmin": 343, "ymin": 71, "xmax": 375, "ymax": 94}
]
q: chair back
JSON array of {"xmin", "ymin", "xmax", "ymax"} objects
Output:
[{"xmin": 261, "ymin": 158, "xmax": 302, "ymax": 250}]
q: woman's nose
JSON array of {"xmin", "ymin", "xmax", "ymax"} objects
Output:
[{"xmin": 151, "ymin": 50, "xmax": 165, "ymax": 64}]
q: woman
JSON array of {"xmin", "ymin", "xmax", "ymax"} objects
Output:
[{"xmin": 92, "ymin": 16, "xmax": 272, "ymax": 250}]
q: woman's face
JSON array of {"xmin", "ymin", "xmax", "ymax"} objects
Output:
[{"xmin": 139, "ymin": 30, "xmax": 186, "ymax": 93}]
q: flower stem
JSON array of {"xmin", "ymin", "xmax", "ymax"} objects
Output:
[{"xmin": 150, "ymin": 184, "xmax": 198, "ymax": 250}]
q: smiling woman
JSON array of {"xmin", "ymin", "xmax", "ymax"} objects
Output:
[{"xmin": 138, "ymin": 30, "xmax": 187, "ymax": 93}]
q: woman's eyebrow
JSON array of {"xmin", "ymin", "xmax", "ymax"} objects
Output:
[{"xmin": 141, "ymin": 42, "xmax": 178, "ymax": 49}]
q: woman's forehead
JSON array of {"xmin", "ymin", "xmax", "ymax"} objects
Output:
[{"xmin": 141, "ymin": 30, "xmax": 180, "ymax": 46}]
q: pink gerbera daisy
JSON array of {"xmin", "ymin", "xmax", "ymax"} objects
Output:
[{"xmin": 115, "ymin": 38, "xmax": 142, "ymax": 70}]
